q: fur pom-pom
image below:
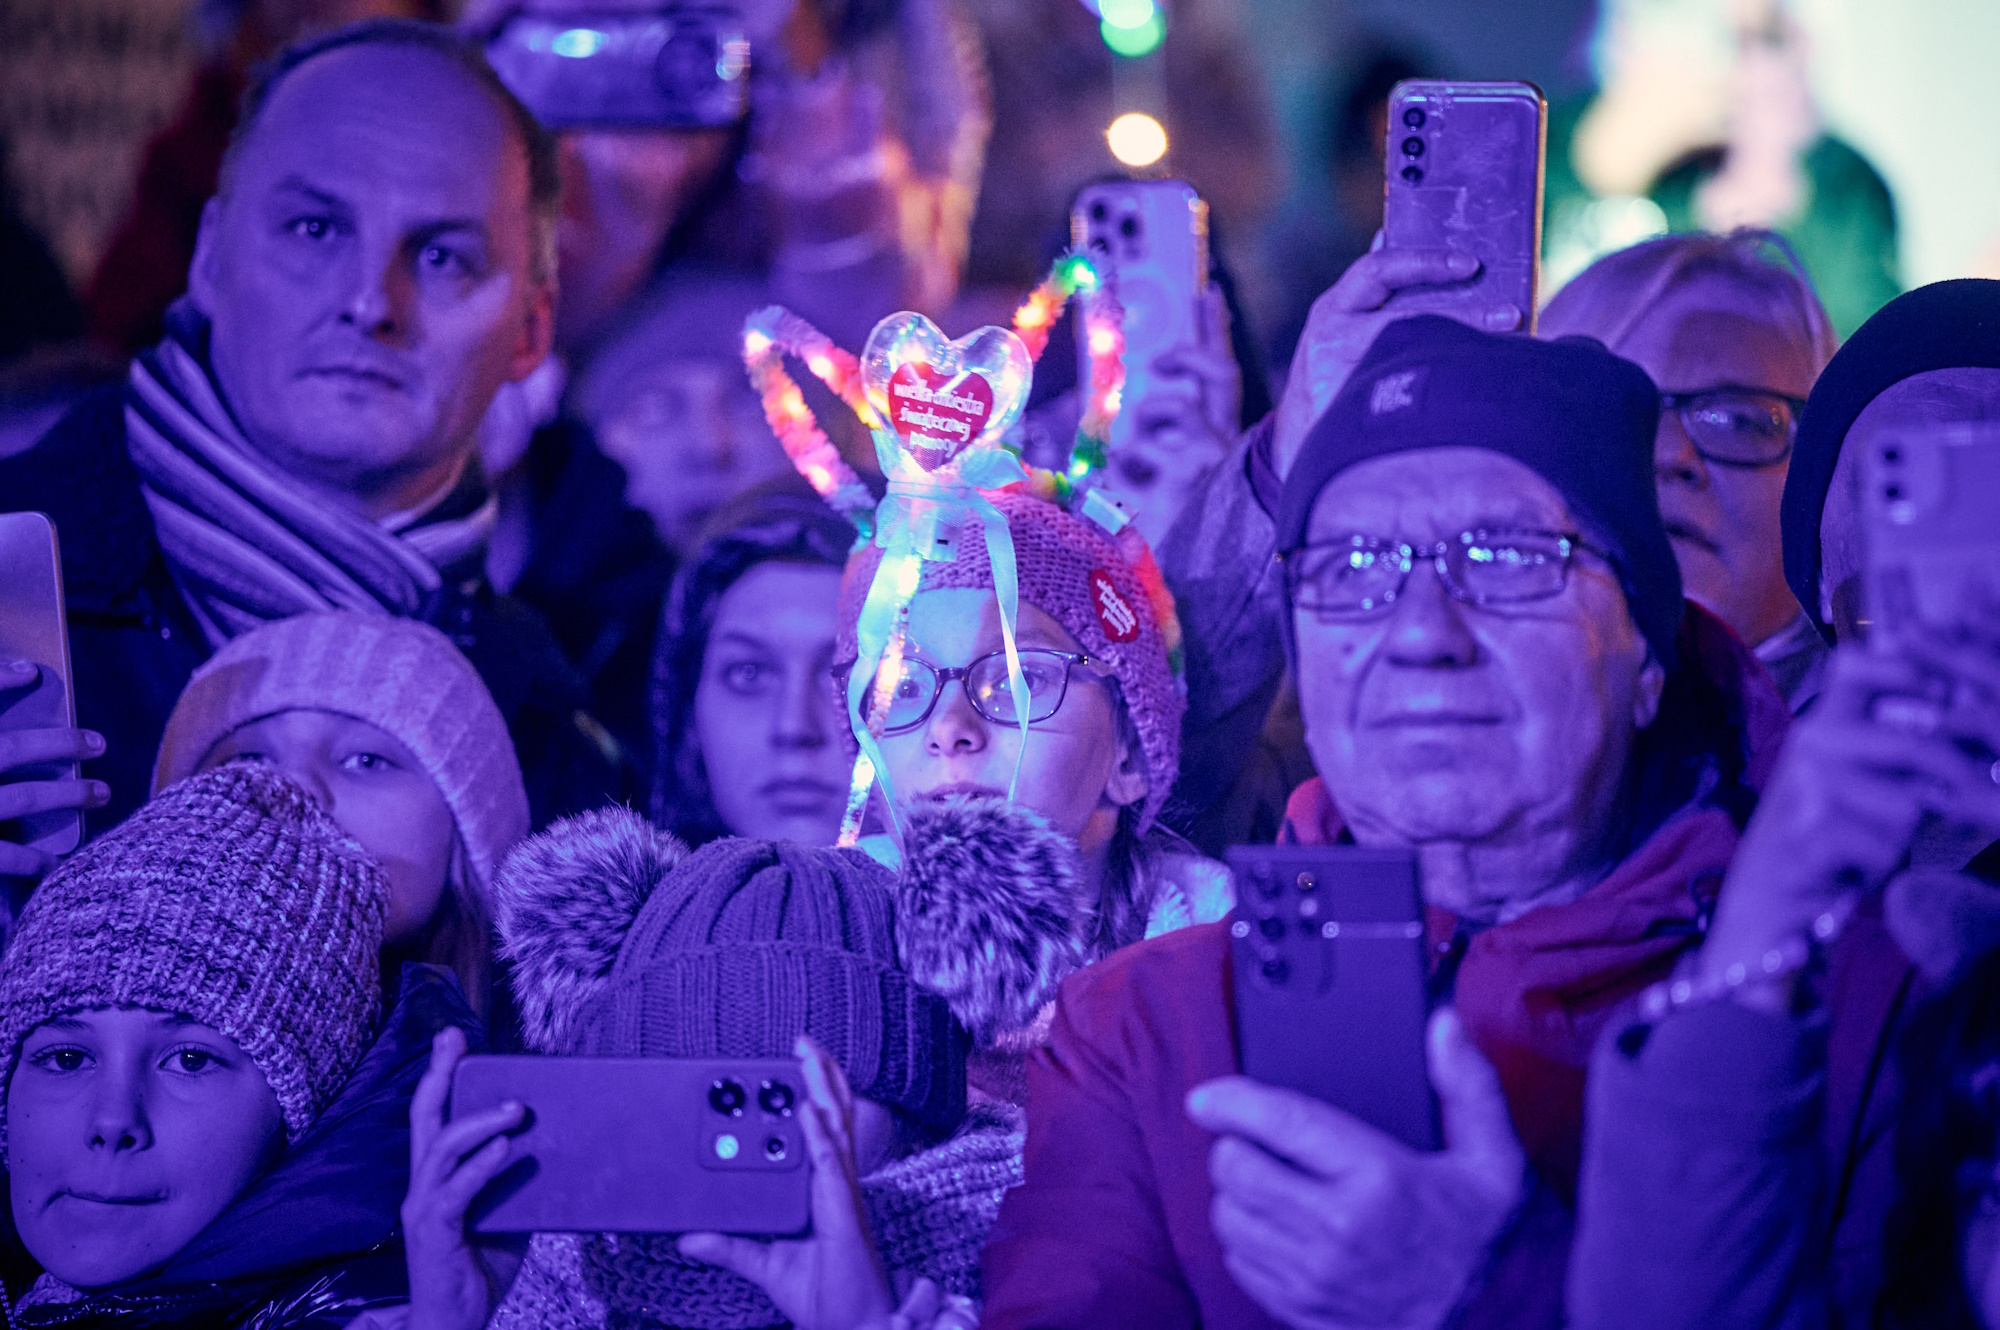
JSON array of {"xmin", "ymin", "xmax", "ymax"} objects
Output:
[
  {"xmin": 896, "ymin": 793, "xmax": 1090, "ymax": 1043},
  {"xmin": 493, "ymin": 807, "xmax": 688, "ymax": 1053}
]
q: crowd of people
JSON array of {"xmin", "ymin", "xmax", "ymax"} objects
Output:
[{"xmin": 2, "ymin": 8, "xmax": 1999, "ymax": 1330}]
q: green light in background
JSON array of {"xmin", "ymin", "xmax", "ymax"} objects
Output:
[
  {"xmin": 1101, "ymin": 11, "xmax": 1165, "ymax": 56},
  {"xmin": 1099, "ymin": 0, "xmax": 1155, "ymax": 26}
]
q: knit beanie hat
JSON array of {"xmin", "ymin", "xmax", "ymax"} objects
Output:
[
  {"xmin": 1781, "ymin": 279, "xmax": 2000, "ymax": 643},
  {"xmin": 0, "ymin": 764, "xmax": 387, "ymax": 1143},
  {"xmin": 152, "ymin": 610, "xmax": 530, "ymax": 895},
  {"xmin": 496, "ymin": 809, "xmax": 970, "ymax": 1136},
  {"xmin": 1274, "ymin": 314, "xmax": 1681, "ymax": 669},
  {"xmin": 834, "ymin": 489, "xmax": 1185, "ymax": 829}
]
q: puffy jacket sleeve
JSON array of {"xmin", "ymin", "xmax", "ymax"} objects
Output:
[
  {"xmin": 1155, "ymin": 413, "xmax": 1290, "ymax": 825},
  {"xmin": 1569, "ymin": 1000, "xmax": 1830, "ymax": 1330},
  {"xmin": 980, "ymin": 983, "xmax": 1203, "ymax": 1329}
]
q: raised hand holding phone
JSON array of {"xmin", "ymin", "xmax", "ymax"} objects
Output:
[{"xmin": 679, "ymin": 1035, "xmax": 898, "ymax": 1330}]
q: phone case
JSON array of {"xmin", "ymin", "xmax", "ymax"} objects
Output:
[
  {"xmin": 1070, "ymin": 180, "xmax": 1210, "ymax": 457},
  {"xmin": 0, "ymin": 512, "xmax": 79, "ymax": 858},
  {"xmin": 1382, "ymin": 80, "xmax": 1545, "ymax": 332},
  {"xmin": 1225, "ymin": 846, "xmax": 1439, "ymax": 1152},
  {"xmin": 452, "ymin": 1055, "xmax": 810, "ymax": 1234},
  {"xmin": 1862, "ymin": 423, "xmax": 2000, "ymax": 648}
]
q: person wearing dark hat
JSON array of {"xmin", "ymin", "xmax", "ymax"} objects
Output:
[
  {"xmin": 399, "ymin": 794, "xmax": 1087, "ymax": 1330},
  {"xmin": 0, "ymin": 761, "xmax": 483, "ymax": 1325},
  {"xmin": 983, "ymin": 304, "xmax": 1794, "ymax": 1330}
]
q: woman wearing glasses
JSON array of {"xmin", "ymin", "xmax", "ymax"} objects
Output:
[
  {"xmin": 833, "ymin": 487, "xmax": 1233, "ymax": 1102},
  {"xmin": 1540, "ymin": 230, "xmax": 1838, "ymax": 710}
]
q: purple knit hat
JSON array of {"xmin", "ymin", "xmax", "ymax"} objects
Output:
[{"xmin": 834, "ymin": 489, "xmax": 1185, "ymax": 829}]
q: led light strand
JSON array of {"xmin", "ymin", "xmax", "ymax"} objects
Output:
[{"xmin": 742, "ymin": 306, "xmax": 880, "ymax": 530}]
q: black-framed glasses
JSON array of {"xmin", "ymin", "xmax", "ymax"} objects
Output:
[
  {"xmin": 1659, "ymin": 388, "xmax": 1804, "ymax": 468},
  {"xmin": 1283, "ymin": 528, "xmax": 1599, "ymax": 618},
  {"xmin": 842, "ymin": 648, "xmax": 1103, "ymax": 735}
]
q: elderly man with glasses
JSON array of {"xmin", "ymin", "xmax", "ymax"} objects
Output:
[{"xmin": 980, "ymin": 305, "xmax": 1798, "ymax": 1330}]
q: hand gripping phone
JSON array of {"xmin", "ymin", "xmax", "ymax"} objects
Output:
[
  {"xmin": 1070, "ymin": 179, "xmax": 1211, "ymax": 457},
  {"xmin": 0, "ymin": 512, "xmax": 80, "ymax": 860},
  {"xmin": 485, "ymin": 8, "xmax": 751, "ymax": 130},
  {"xmin": 1382, "ymin": 80, "xmax": 1546, "ymax": 332},
  {"xmin": 451, "ymin": 1055, "xmax": 810, "ymax": 1234},
  {"xmin": 1225, "ymin": 845, "xmax": 1439, "ymax": 1152}
]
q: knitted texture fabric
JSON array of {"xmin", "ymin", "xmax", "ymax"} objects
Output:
[
  {"xmin": 833, "ymin": 488, "xmax": 1185, "ymax": 830},
  {"xmin": 0, "ymin": 764, "xmax": 386, "ymax": 1141},
  {"xmin": 151, "ymin": 609, "xmax": 530, "ymax": 895},
  {"xmin": 495, "ymin": 809, "xmax": 965, "ymax": 1135},
  {"xmin": 1780, "ymin": 278, "xmax": 2000, "ymax": 642},
  {"xmin": 1274, "ymin": 314, "xmax": 1682, "ymax": 670},
  {"xmin": 488, "ymin": 1103, "xmax": 1026, "ymax": 1330}
]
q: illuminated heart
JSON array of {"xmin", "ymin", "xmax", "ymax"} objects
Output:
[{"xmin": 861, "ymin": 313, "xmax": 1031, "ymax": 472}]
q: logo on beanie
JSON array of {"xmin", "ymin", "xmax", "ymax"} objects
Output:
[
  {"xmin": 1369, "ymin": 368, "xmax": 1424, "ymax": 416},
  {"xmin": 1089, "ymin": 569, "xmax": 1140, "ymax": 643}
]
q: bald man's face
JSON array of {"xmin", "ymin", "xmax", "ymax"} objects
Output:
[{"xmin": 189, "ymin": 43, "xmax": 552, "ymax": 518}]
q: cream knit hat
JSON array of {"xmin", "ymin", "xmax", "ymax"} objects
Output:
[
  {"xmin": 0, "ymin": 764, "xmax": 387, "ymax": 1142},
  {"xmin": 152, "ymin": 611, "xmax": 531, "ymax": 895}
]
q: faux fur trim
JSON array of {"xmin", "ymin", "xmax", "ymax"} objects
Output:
[
  {"xmin": 895, "ymin": 794, "xmax": 1089, "ymax": 1043},
  {"xmin": 493, "ymin": 807, "xmax": 689, "ymax": 1053}
]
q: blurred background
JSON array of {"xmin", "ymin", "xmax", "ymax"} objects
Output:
[{"xmin": 4, "ymin": 0, "xmax": 1996, "ymax": 395}]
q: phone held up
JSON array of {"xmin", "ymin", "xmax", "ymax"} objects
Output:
[
  {"xmin": 1225, "ymin": 845, "xmax": 1440, "ymax": 1152},
  {"xmin": 451, "ymin": 1055, "xmax": 810, "ymax": 1235},
  {"xmin": 1382, "ymin": 79, "xmax": 1546, "ymax": 333},
  {"xmin": 486, "ymin": 8, "xmax": 751, "ymax": 130},
  {"xmin": 1861, "ymin": 423, "xmax": 2000, "ymax": 734},
  {"xmin": 1070, "ymin": 179, "xmax": 1211, "ymax": 457},
  {"xmin": 0, "ymin": 512, "xmax": 81, "ymax": 861}
]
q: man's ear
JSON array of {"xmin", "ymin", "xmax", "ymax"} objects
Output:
[
  {"xmin": 507, "ymin": 280, "xmax": 556, "ymax": 383},
  {"xmin": 187, "ymin": 197, "xmax": 226, "ymax": 315},
  {"xmin": 1633, "ymin": 649, "xmax": 1667, "ymax": 730}
]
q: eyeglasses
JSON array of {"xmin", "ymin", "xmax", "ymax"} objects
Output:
[
  {"xmin": 1283, "ymin": 528, "xmax": 1599, "ymax": 618},
  {"xmin": 1659, "ymin": 388, "xmax": 1803, "ymax": 468},
  {"xmin": 842, "ymin": 648, "xmax": 1104, "ymax": 735}
]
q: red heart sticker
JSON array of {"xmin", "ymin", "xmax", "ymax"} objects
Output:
[
  {"xmin": 1089, "ymin": 569, "xmax": 1140, "ymax": 643},
  {"xmin": 887, "ymin": 362, "xmax": 996, "ymax": 471}
]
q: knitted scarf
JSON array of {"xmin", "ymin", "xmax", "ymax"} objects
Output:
[
  {"xmin": 495, "ymin": 1103, "xmax": 1024, "ymax": 1330},
  {"xmin": 124, "ymin": 302, "xmax": 496, "ymax": 649}
]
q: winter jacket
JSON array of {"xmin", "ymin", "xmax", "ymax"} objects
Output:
[
  {"xmin": 980, "ymin": 606, "xmax": 1795, "ymax": 1330},
  {"xmin": 4, "ymin": 965, "xmax": 481, "ymax": 1329},
  {"xmin": 0, "ymin": 385, "xmax": 631, "ymax": 837}
]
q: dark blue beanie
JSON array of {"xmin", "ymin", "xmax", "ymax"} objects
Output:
[
  {"xmin": 1274, "ymin": 314, "xmax": 1680, "ymax": 668},
  {"xmin": 1781, "ymin": 279, "xmax": 2000, "ymax": 643}
]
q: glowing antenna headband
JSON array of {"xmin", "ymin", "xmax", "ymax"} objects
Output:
[{"xmin": 741, "ymin": 252, "xmax": 1127, "ymax": 845}]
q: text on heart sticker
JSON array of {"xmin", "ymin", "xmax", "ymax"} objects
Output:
[{"xmin": 888, "ymin": 362, "xmax": 997, "ymax": 468}]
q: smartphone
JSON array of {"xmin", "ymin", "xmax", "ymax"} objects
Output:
[
  {"xmin": 1382, "ymin": 80, "xmax": 1545, "ymax": 332},
  {"xmin": 1070, "ymin": 179, "xmax": 1211, "ymax": 457},
  {"xmin": 0, "ymin": 512, "xmax": 80, "ymax": 860},
  {"xmin": 451, "ymin": 1055, "xmax": 809, "ymax": 1234},
  {"xmin": 486, "ymin": 9, "xmax": 750, "ymax": 130},
  {"xmin": 1225, "ymin": 845, "xmax": 1438, "ymax": 1152}
]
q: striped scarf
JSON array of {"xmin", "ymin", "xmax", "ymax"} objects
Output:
[{"xmin": 124, "ymin": 304, "xmax": 496, "ymax": 649}]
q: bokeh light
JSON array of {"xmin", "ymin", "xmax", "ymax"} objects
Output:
[
  {"xmin": 1106, "ymin": 112, "xmax": 1169, "ymax": 167},
  {"xmin": 1100, "ymin": 11, "xmax": 1165, "ymax": 57}
]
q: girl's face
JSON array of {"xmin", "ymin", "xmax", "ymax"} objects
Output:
[
  {"xmin": 8, "ymin": 1008, "xmax": 283, "ymax": 1289},
  {"xmin": 692, "ymin": 562, "xmax": 851, "ymax": 845},
  {"xmin": 200, "ymin": 711, "xmax": 455, "ymax": 943},
  {"xmin": 872, "ymin": 589, "xmax": 1147, "ymax": 855}
]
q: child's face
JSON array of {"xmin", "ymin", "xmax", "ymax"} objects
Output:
[
  {"xmin": 873, "ymin": 590, "xmax": 1147, "ymax": 855},
  {"xmin": 7, "ymin": 1007, "xmax": 283, "ymax": 1289},
  {"xmin": 200, "ymin": 710, "xmax": 456, "ymax": 943}
]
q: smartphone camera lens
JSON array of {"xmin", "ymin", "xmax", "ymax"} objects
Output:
[
  {"xmin": 1401, "ymin": 165, "xmax": 1424, "ymax": 185},
  {"xmin": 1260, "ymin": 955, "xmax": 1290, "ymax": 985},
  {"xmin": 1402, "ymin": 106, "xmax": 1426, "ymax": 129},
  {"xmin": 708, "ymin": 1078, "xmax": 747, "ymax": 1117},
  {"xmin": 1402, "ymin": 136, "xmax": 1425, "ymax": 158},
  {"xmin": 1882, "ymin": 446, "xmax": 1902, "ymax": 464},
  {"xmin": 1090, "ymin": 200, "xmax": 1109, "ymax": 222},
  {"xmin": 758, "ymin": 1080, "xmax": 795, "ymax": 1116},
  {"xmin": 764, "ymin": 1136, "xmax": 788, "ymax": 1162},
  {"xmin": 1259, "ymin": 915, "xmax": 1286, "ymax": 941},
  {"xmin": 1119, "ymin": 215, "xmax": 1140, "ymax": 239}
]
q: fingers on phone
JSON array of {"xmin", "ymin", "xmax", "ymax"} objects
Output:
[
  {"xmin": 0, "ymin": 778, "xmax": 109, "ymax": 822},
  {"xmin": 0, "ymin": 727, "xmax": 107, "ymax": 772}
]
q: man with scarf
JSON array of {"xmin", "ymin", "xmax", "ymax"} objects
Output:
[
  {"xmin": 980, "ymin": 313, "xmax": 1794, "ymax": 1329},
  {"xmin": 0, "ymin": 19, "xmax": 627, "ymax": 854}
]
